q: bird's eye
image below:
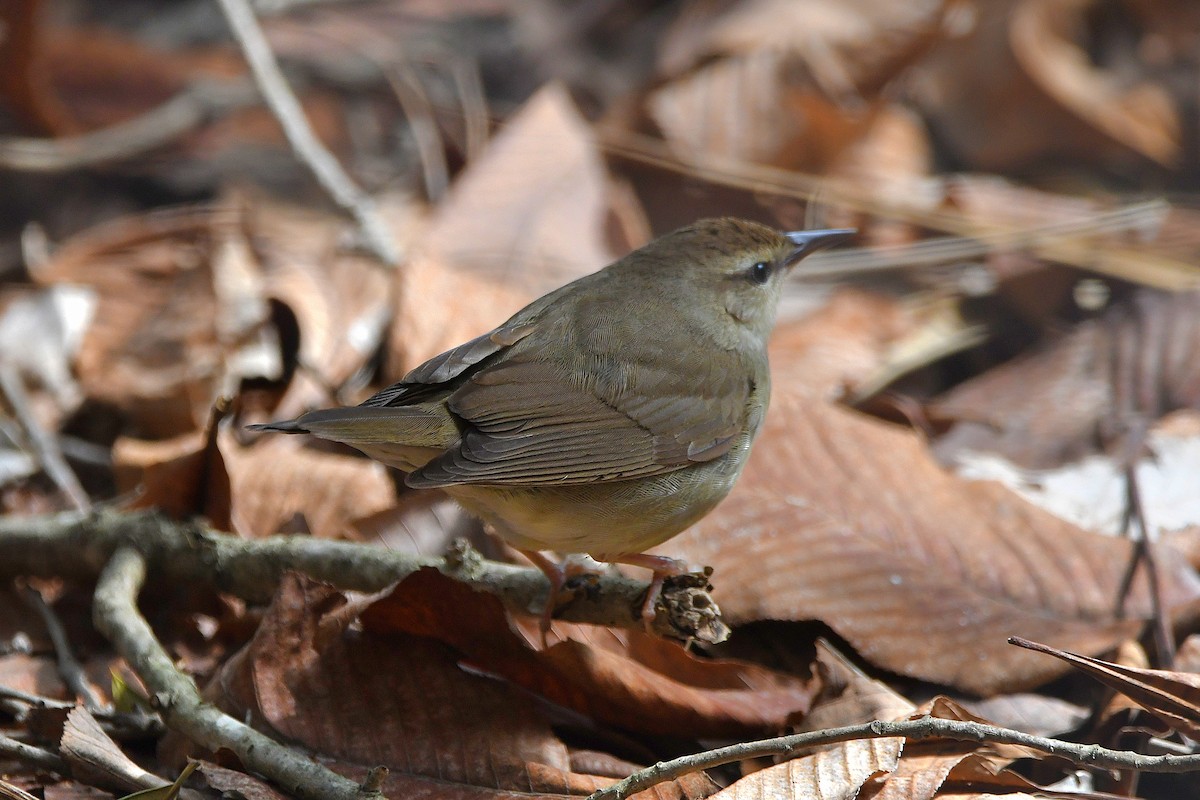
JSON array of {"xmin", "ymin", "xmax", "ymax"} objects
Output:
[{"xmin": 747, "ymin": 261, "xmax": 773, "ymax": 285}]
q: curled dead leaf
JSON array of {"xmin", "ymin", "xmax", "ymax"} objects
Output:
[{"xmin": 660, "ymin": 327, "xmax": 1200, "ymax": 694}]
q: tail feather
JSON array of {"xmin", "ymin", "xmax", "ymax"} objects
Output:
[
  {"xmin": 252, "ymin": 406, "xmax": 456, "ymax": 449},
  {"xmin": 247, "ymin": 420, "xmax": 310, "ymax": 434}
]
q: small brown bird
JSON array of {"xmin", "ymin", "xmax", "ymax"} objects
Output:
[{"xmin": 251, "ymin": 218, "xmax": 854, "ymax": 633}]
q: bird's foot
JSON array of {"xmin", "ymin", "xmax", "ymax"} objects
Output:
[
  {"xmin": 519, "ymin": 550, "xmax": 596, "ymax": 647},
  {"xmin": 607, "ymin": 553, "xmax": 696, "ymax": 634}
]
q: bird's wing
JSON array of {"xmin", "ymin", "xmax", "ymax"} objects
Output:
[
  {"xmin": 406, "ymin": 351, "xmax": 750, "ymax": 488},
  {"xmin": 360, "ymin": 320, "xmax": 539, "ymax": 407}
]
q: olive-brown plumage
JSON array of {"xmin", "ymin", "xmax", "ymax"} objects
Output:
[{"xmin": 252, "ymin": 218, "xmax": 854, "ymax": 629}]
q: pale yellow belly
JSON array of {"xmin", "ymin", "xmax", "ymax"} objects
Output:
[{"xmin": 446, "ymin": 449, "xmax": 745, "ymax": 559}]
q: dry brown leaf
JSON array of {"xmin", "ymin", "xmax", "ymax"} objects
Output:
[
  {"xmin": 932, "ymin": 289, "xmax": 1200, "ymax": 469},
  {"xmin": 772, "ymin": 288, "xmax": 922, "ymax": 400},
  {"xmin": 34, "ymin": 205, "xmax": 273, "ymax": 439},
  {"xmin": 714, "ymin": 695, "xmax": 996, "ymax": 800},
  {"xmin": 36, "ymin": 27, "xmax": 196, "ymax": 136},
  {"xmin": 658, "ymin": 328, "xmax": 1200, "ymax": 694},
  {"xmin": 648, "ymin": 49, "xmax": 822, "ymax": 166},
  {"xmin": 1176, "ymin": 634, "xmax": 1200, "ymax": 673},
  {"xmin": 853, "ymin": 697, "xmax": 1046, "ymax": 800},
  {"xmin": 647, "ymin": 0, "xmax": 949, "ymax": 169},
  {"xmin": 862, "ymin": 753, "xmax": 1043, "ymax": 800},
  {"xmin": 60, "ymin": 707, "xmax": 160, "ymax": 794},
  {"xmin": 1012, "ymin": 636, "xmax": 1200, "ymax": 740},
  {"xmin": 799, "ymin": 640, "xmax": 915, "ymax": 733},
  {"xmin": 0, "ymin": 654, "xmax": 68, "ymax": 699},
  {"xmin": 824, "ymin": 103, "xmax": 934, "ymax": 246},
  {"xmin": 388, "ymin": 82, "xmax": 624, "ymax": 376},
  {"xmin": 187, "ymin": 574, "xmax": 715, "ymax": 799},
  {"xmin": 361, "ymin": 568, "xmax": 814, "ymax": 738},
  {"xmin": 247, "ymin": 194, "xmax": 399, "ymax": 420},
  {"xmin": 956, "ymin": 693, "xmax": 1087, "ymax": 738},
  {"xmin": 350, "ymin": 492, "xmax": 479, "ymax": 555},
  {"xmin": 220, "ymin": 424, "xmax": 395, "ymax": 539},
  {"xmin": 198, "ymin": 762, "xmax": 289, "ymax": 800},
  {"xmin": 1010, "ymin": 0, "xmax": 1179, "ymax": 167},
  {"xmin": 112, "ymin": 404, "xmax": 231, "ymax": 528},
  {"xmin": 115, "ymin": 402, "xmax": 395, "ymax": 539},
  {"xmin": 711, "ymin": 738, "xmax": 901, "ymax": 800},
  {"xmin": 912, "ymin": 0, "xmax": 1179, "ymax": 172}
]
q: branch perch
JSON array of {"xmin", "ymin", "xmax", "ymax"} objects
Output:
[{"xmin": 0, "ymin": 508, "xmax": 726, "ymax": 642}]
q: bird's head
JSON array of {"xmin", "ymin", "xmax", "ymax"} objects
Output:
[{"xmin": 623, "ymin": 218, "xmax": 855, "ymax": 344}]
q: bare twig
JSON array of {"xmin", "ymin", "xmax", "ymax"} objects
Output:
[
  {"xmin": 448, "ymin": 56, "xmax": 489, "ymax": 161},
  {"xmin": 0, "ymin": 365, "xmax": 88, "ymax": 510},
  {"xmin": 0, "ymin": 685, "xmax": 162, "ymax": 739},
  {"xmin": 93, "ymin": 547, "xmax": 379, "ymax": 800},
  {"xmin": 793, "ymin": 202, "xmax": 1171, "ymax": 279},
  {"xmin": 0, "ymin": 81, "xmax": 258, "ymax": 172},
  {"xmin": 587, "ymin": 716, "xmax": 1200, "ymax": 800},
  {"xmin": 1124, "ymin": 458, "xmax": 1175, "ymax": 666},
  {"xmin": 0, "ymin": 733, "xmax": 67, "ymax": 776},
  {"xmin": 20, "ymin": 584, "xmax": 104, "ymax": 710},
  {"xmin": 216, "ymin": 0, "xmax": 401, "ymax": 266},
  {"xmin": 0, "ymin": 508, "xmax": 726, "ymax": 642},
  {"xmin": 384, "ymin": 61, "xmax": 449, "ymax": 201}
]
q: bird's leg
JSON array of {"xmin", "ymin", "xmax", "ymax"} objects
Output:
[
  {"xmin": 518, "ymin": 549, "xmax": 590, "ymax": 646},
  {"xmin": 607, "ymin": 553, "xmax": 690, "ymax": 633}
]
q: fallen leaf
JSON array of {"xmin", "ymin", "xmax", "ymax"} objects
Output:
[
  {"xmin": 1011, "ymin": 635, "xmax": 1200, "ymax": 740},
  {"xmin": 221, "ymin": 424, "xmax": 396, "ymax": 539},
  {"xmin": 932, "ymin": 289, "xmax": 1200, "ymax": 470},
  {"xmin": 659, "ymin": 334, "xmax": 1200, "ymax": 694},
  {"xmin": 956, "ymin": 692, "xmax": 1088, "ymax": 738},
  {"xmin": 197, "ymin": 762, "xmax": 288, "ymax": 800},
  {"xmin": 772, "ymin": 288, "xmax": 924, "ymax": 400},
  {"xmin": 362, "ymin": 568, "xmax": 815, "ymax": 738},
  {"xmin": 710, "ymin": 737, "xmax": 901, "ymax": 800},
  {"xmin": 911, "ymin": 0, "xmax": 1179, "ymax": 172},
  {"xmin": 388, "ymin": 82, "xmax": 624, "ymax": 376},
  {"xmin": 648, "ymin": 0, "xmax": 950, "ymax": 169},
  {"xmin": 34, "ymin": 204, "xmax": 273, "ymax": 438},
  {"xmin": 949, "ymin": 410, "xmax": 1200, "ymax": 536},
  {"xmin": 184, "ymin": 574, "xmax": 715, "ymax": 799},
  {"xmin": 61, "ymin": 708, "xmax": 162, "ymax": 794},
  {"xmin": 248, "ymin": 193, "xmax": 399, "ymax": 420},
  {"xmin": 112, "ymin": 404, "xmax": 231, "ymax": 528},
  {"xmin": 799, "ymin": 640, "xmax": 915, "ymax": 733},
  {"xmin": 1011, "ymin": 0, "xmax": 1179, "ymax": 167}
]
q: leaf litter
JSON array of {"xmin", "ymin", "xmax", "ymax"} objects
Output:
[{"xmin": 3, "ymin": 1, "xmax": 1200, "ymax": 798}]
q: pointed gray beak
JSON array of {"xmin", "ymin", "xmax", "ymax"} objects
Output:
[{"xmin": 784, "ymin": 228, "xmax": 856, "ymax": 264}]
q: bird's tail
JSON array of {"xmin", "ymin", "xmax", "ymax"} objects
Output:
[
  {"xmin": 249, "ymin": 406, "xmax": 456, "ymax": 472},
  {"xmin": 246, "ymin": 419, "xmax": 310, "ymax": 434}
]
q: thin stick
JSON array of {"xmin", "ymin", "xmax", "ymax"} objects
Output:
[
  {"xmin": 215, "ymin": 0, "xmax": 400, "ymax": 266},
  {"xmin": 20, "ymin": 584, "xmax": 105, "ymax": 710},
  {"xmin": 93, "ymin": 547, "xmax": 382, "ymax": 800},
  {"xmin": 0, "ymin": 685, "xmax": 162, "ymax": 739},
  {"xmin": 1125, "ymin": 459, "xmax": 1175, "ymax": 666},
  {"xmin": 0, "ymin": 365, "xmax": 88, "ymax": 510},
  {"xmin": 587, "ymin": 716, "xmax": 1200, "ymax": 800},
  {"xmin": 0, "ymin": 733, "xmax": 67, "ymax": 776},
  {"xmin": 384, "ymin": 61, "xmax": 449, "ymax": 201},
  {"xmin": 0, "ymin": 80, "xmax": 258, "ymax": 172}
]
